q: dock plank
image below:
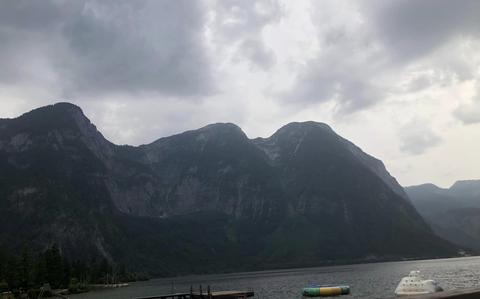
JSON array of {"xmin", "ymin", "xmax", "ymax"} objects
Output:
[
  {"xmin": 133, "ymin": 293, "xmax": 190, "ymax": 299},
  {"xmin": 193, "ymin": 291, "xmax": 254, "ymax": 298},
  {"xmin": 133, "ymin": 290, "xmax": 254, "ymax": 299}
]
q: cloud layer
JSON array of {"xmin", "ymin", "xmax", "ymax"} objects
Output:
[
  {"xmin": 0, "ymin": 0, "xmax": 213, "ymax": 98},
  {"xmin": 1, "ymin": 0, "xmax": 480, "ymax": 186}
]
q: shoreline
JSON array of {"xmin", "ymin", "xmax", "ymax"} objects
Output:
[
  {"xmin": 142, "ymin": 254, "xmax": 477, "ymax": 282},
  {"xmin": 88, "ymin": 283, "xmax": 130, "ymax": 290}
]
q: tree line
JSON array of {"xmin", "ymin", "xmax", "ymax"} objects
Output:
[{"xmin": 0, "ymin": 245, "xmax": 147, "ymax": 296}]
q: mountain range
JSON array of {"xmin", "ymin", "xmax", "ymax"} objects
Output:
[
  {"xmin": 406, "ymin": 180, "xmax": 480, "ymax": 252},
  {"xmin": 0, "ymin": 103, "xmax": 461, "ymax": 276}
]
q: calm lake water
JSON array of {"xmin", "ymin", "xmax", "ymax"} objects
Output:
[{"xmin": 71, "ymin": 256, "xmax": 480, "ymax": 299}]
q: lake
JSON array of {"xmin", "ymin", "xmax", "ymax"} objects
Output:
[{"xmin": 71, "ymin": 256, "xmax": 480, "ymax": 299}]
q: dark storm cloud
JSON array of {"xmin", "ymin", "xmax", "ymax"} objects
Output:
[
  {"xmin": 367, "ymin": 0, "xmax": 480, "ymax": 64},
  {"xmin": 284, "ymin": 0, "xmax": 480, "ymax": 114},
  {"xmin": 0, "ymin": 0, "xmax": 70, "ymax": 31},
  {"xmin": 0, "ymin": 0, "xmax": 213, "ymax": 98}
]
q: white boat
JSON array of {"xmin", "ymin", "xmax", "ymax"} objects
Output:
[{"xmin": 394, "ymin": 270, "xmax": 443, "ymax": 296}]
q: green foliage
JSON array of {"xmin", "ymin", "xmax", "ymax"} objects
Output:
[
  {"xmin": 19, "ymin": 248, "xmax": 34, "ymax": 289},
  {"xmin": 33, "ymin": 252, "xmax": 47, "ymax": 286},
  {"xmin": 0, "ymin": 245, "xmax": 139, "ymax": 295},
  {"xmin": 68, "ymin": 277, "xmax": 90, "ymax": 294},
  {"xmin": 5, "ymin": 256, "xmax": 20, "ymax": 290},
  {"xmin": 44, "ymin": 245, "xmax": 63, "ymax": 289},
  {"xmin": 0, "ymin": 246, "xmax": 6, "ymax": 284},
  {"xmin": 0, "ymin": 281, "xmax": 8, "ymax": 293}
]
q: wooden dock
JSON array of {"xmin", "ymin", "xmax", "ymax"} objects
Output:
[{"xmin": 133, "ymin": 290, "xmax": 254, "ymax": 299}]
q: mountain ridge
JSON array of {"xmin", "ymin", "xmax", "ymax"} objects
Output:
[
  {"xmin": 406, "ymin": 181, "xmax": 480, "ymax": 252},
  {"xmin": 0, "ymin": 102, "xmax": 462, "ymax": 276}
]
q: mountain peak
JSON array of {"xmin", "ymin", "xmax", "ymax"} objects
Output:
[
  {"xmin": 51, "ymin": 101, "xmax": 83, "ymax": 113},
  {"xmin": 1, "ymin": 102, "xmax": 113, "ymax": 157},
  {"xmin": 267, "ymin": 121, "xmax": 334, "ymax": 144},
  {"xmin": 194, "ymin": 122, "xmax": 248, "ymax": 141},
  {"xmin": 22, "ymin": 102, "xmax": 84, "ymax": 118},
  {"xmin": 449, "ymin": 180, "xmax": 480, "ymax": 199},
  {"xmin": 450, "ymin": 179, "xmax": 480, "ymax": 190},
  {"xmin": 4, "ymin": 102, "xmax": 90, "ymax": 134},
  {"xmin": 406, "ymin": 183, "xmax": 445, "ymax": 192},
  {"xmin": 199, "ymin": 122, "xmax": 243, "ymax": 133},
  {"xmin": 277, "ymin": 121, "xmax": 332, "ymax": 134},
  {"xmin": 149, "ymin": 122, "xmax": 247, "ymax": 149}
]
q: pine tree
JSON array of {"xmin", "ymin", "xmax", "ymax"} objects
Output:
[
  {"xmin": 45, "ymin": 245, "xmax": 63, "ymax": 288},
  {"xmin": 5, "ymin": 255, "xmax": 20, "ymax": 290},
  {"xmin": 19, "ymin": 248, "xmax": 33, "ymax": 289},
  {"xmin": 34, "ymin": 252, "xmax": 47, "ymax": 286},
  {"xmin": 62, "ymin": 257, "xmax": 71, "ymax": 288},
  {"xmin": 0, "ymin": 246, "xmax": 6, "ymax": 282}
]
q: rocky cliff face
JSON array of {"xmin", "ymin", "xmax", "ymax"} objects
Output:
[
  {"xmin": 0, "ymin": 103, "xmax": 117, "ymax": 262},
  {"xmin": 111, "ymin": 122, "xmax": 284, "ymax": 221},
  {"xmin": 0, "ymin": 103, "xmax": 461, "ymax": 275}
]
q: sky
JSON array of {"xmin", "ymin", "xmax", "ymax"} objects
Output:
[{"xmin": 0, "ymin": 0, "xmax": 479, "ymax": 187}]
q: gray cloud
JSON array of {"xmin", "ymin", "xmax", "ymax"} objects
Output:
[
  {"xmin": 0, "ymin": 0, "xmax": 69, "ymax": 31},
  {"xmin": 214, "ymin": 0, "xmax": 283, "ymax": 38},
  {"xmin": 212, "ymin": 0, "xmax": 282, "ymax": 70},
  {"xmin": 454, "ymin": 103, "xmax": 480, "ymax": 124},
  {"xmin": 284, "ymin": 0, "xmax": 480, "ymax": 114},
  {"xmin": 237, "ymin": 38, "xmax": 276, "ymax": 70},
  {"xmin": 453, "ymin": 86, "xmax": 480, "ymax": 124},
  {"xmin": 284, "ymin": 62, "xmax": 384, "ymax": 113},
  {"xmin": 0, "ymin": 0, "xmax": 213, "ymax": 99},
  {"xmin": 282, "ymin": 1, "xmax": 385, "ymax": 113},
  {"xmin": 367, "ymin": 0, "xmax": 480, "ymax": 63},
  {"xmin": 402, "ymin": 73, "xmax": 435, "ymax": 93},
  {"xmin": 398, "ymin": 120, "xmax": 442, "ymax": 155}
]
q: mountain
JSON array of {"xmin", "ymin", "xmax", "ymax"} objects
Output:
[
  {"xmin": 406, "ymin": 181, "xmax": 480, "ymax": 251},
  {"xmin": 0, "ymin": 103, "xmax": 461, "ymax": 276}
]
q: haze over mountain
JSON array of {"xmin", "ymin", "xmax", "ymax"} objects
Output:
[
  {"xmin": 0, "ymin": 103, "xmax": 461, "ymax": 276},
  {"xmin": 406, "ymin": 180, "xmax": 480, "ymax": 252}
]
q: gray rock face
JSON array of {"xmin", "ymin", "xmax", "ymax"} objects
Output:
[{"xmin": 104, "ymin": 121, "xmax": 283, "ymax": 220}]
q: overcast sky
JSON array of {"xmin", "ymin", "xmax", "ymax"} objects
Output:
[{"xmin": 1, "ymin": 0, "xmax": 479, "ymax": 187}]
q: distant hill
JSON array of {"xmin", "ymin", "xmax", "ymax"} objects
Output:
[
  {"xmin": 0, "ymin": 103, "xmax": 461, "ymax": 276},
  {"xmin": 406, "ymin": 181, "xmax": 480, "ymax": 251}
]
